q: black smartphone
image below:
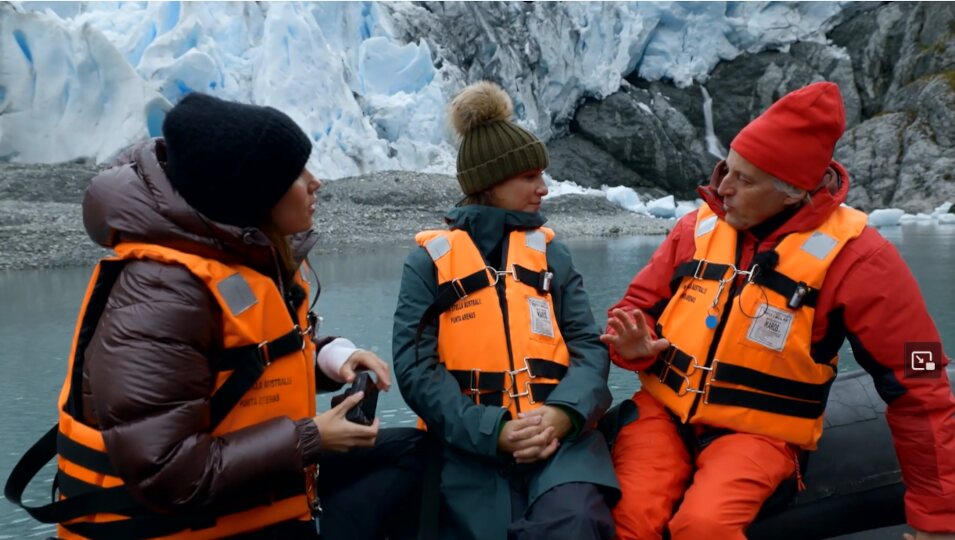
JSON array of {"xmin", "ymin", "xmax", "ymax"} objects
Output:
[{"xmin": 330, "ymin": 371, "xmax": 379, "ymax": 426}]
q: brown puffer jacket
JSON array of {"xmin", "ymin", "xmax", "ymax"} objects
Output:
[{"xmin": 80, "ymin": 138, "xmax": 339, "ymax": 513}]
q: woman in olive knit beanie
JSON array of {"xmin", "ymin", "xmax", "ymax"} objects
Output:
[{"xmin": 392, "ymin": 82, "xmax": 619, "ymax": 539}]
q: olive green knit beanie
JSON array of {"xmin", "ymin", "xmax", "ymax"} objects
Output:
[{"xmin": 449, "ymin": 81, "xmax": 549, "ymax": 195}]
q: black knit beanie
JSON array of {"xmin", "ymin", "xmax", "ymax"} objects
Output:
[{"xmin": 162, "ymin": 93, "xmax": 313, "ymax": 228}]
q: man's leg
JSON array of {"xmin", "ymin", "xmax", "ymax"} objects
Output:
[
  {"xmin": 668, "ymin": 432, "xmax": 797, "ymax": 540},
  {"xmin": 506, "ymin": 482, "xmax": 614, "ymax": 540},
  {"xmin": 317, "ymin": 427, "xmax": 425, "ymax": 540},
  {"xmin": 611, "ymin": 391, "xmax": 694, "ymax": 540}
]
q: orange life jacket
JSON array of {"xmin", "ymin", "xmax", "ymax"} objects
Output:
[
  {"xmin": 415, "ymin": 228, "xmax": 570, "ymax": 420},
  {"xmin": 8, "ymin": 243, "xmax": 319, "ymax": 539},
  {"xmin": 640, "ymin": 205, "xmax": 868, "ymax": 449}
]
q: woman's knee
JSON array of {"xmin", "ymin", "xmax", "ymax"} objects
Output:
[{"xmin": 513, "ymin": 483, "xmax": 615, "ymax": 540}]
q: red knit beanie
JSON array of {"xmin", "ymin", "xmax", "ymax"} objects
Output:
[{"xmin": 730, "ymin": 82, "xmax": 845, "ymax": 191}]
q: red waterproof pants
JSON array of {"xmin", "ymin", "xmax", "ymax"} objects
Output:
[{"xmin": 611, "ymin": 391, "xmax": 798, "ymax": 540}]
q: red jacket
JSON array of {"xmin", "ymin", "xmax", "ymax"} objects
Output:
[{"xmin": 609, "ymin": 161, "xmax": 955, "ymax": 532}]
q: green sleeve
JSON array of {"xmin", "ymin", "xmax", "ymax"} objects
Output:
[{"xmin": 542, "ymin": 241, "xmax": 613, "ymax": 436}]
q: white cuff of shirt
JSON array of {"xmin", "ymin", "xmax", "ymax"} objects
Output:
[{"xmin": 316, "ymin": 337, "xmax": 357, "ymax": 383}]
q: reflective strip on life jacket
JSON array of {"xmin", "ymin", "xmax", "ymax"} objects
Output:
[
  {"xmin": 414, "ymin": 228, "xmax": 570, "ymax": 420},
  {"xmin": 641, "ymin": 205, "xmax": 868, "ymax": 449}
]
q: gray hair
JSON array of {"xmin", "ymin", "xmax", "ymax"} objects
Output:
[{"xmin": 771, "ymin": 177, "xmax": 815, "ymax": 205}]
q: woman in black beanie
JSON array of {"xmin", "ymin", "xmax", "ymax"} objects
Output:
[{"xmin": 11, "ymin": 93, "xmax": 423, "ymax": 539}]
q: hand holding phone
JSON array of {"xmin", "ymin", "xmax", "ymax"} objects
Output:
[{"xmin": 330, "ymin": 371, "xmax": 379, "ymax": 426}]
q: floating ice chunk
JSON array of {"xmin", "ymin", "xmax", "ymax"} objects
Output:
[
  {"xmin": 868, "ymin": 209, "xmax": 904, "ymax": 227},
  {"xmin": 938, "ymin": 213, "xmax": 955, "ymax": 225},
  {"xmin": 931, "ymin": 201, "xmax": 953, "ymax": 218},
  {"xmin": 544, "ymin": 179, "xmax": 604, "ymax": 198},
  {"xmin": 647, "ymin": 195, "xmax": 676, "ymax": 218},
  {"xmin": 604, "ymin": 186, "xmax": 648, "ymax": 214}
]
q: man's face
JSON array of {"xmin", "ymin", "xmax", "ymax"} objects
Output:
[{"xmin": 717, "ymin": 150, "xmax": 802, "ymax": 230}]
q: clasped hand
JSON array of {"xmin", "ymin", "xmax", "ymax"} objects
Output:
[{"xmin": 498, "ymin": 405, "xmax": 573, "ymax": 464}]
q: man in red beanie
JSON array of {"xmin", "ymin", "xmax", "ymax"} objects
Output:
[{"xmin": 602, "ymin": 82, "xmax": 955, "ymax": 539}]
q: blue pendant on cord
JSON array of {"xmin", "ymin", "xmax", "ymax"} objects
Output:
[{"xmin": 705, "ymin": 314, "xmax": 718, "ymax": 329}]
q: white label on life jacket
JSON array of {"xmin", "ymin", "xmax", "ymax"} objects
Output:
[
  {"xmin": 746, "ymin": 304, "xmax": 793, "ymax": 352},
  {"xmin": 528, "ymin": 297, "xmax": 555, "ymax": 338}
]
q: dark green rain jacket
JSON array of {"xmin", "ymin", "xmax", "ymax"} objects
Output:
[{"xmin": 392, "ymin": 205, "xmax": 620, "ymax": 540}]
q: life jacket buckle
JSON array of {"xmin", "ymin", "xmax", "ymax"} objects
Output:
[
  {"xmin": 451, "ymin": 278, "xmax": 469, "ymax": 299},
  {"xmin": 468, "ymin": 368, "xmax": 482, "ymax": 394},
  {"xmin": 692, "ymin": 259, "xmax": 707, "ymax": 280},
  {"xmin": 676, "ymin": 372, "xmax": 707, "ymax": 397},
  {"xmin": 487, "ymin": 265, "xmax": 512, "ymax": 287},
  {"xmin": 510, "ymin": 357, "xmax": 537, "ymax": 380},
  {"xmin": 657, "ymin": 361, "xmax": 672, "ymax": 384},
  {"xmin": 504, "ymin": 265, "xmax": 517, "ymax": 284},
  {"xmin": 687, "ymin": 358, "xmax": 718, "ymax": 376},
  {"xmin": 788, "ymin": 282, "xmax": 809, "ymax": 309},
  {"xmin": 296, "ymin": 325, "xmax": 311, "ymax": 350},
  {"xmin": 257, "ymin": 341, "xmax": 272, "ymax": 365},
  {"xmin": 307, "ymin": 311, "xmax": 322, "ymax": 339},
  {"xmin": 507, "ymin": 379, "xmax": 531, "ymax": 401},
  {"xmin": 540, "ymin": 271, "xmax": 553, "ymax": 293}
]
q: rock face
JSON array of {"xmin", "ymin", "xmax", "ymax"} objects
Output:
[
  {"xmin": 833, "ymin": 3, "xmax": 955, "ymax": 211},
  {"xmin": 546, "ymin": 135, "xmax": 648, "ymax": 190},
  {"xmin": 550, "ymin": 2, "xmax": 954, "ymax": 211},
  {"xmin": 706, "ymin": 41, "xmax": 862, "ymax": 144},
  {"xmin": 569, "ymin": 84, "xmax": 713, "ymax": 198}
]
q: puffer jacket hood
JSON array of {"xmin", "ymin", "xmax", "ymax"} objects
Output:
[{"xmin": 83, "ymin": 138, "xmax": 317, "ymax": 275}]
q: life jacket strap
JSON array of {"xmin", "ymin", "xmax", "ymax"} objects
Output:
[
  {"xmin": 646, "ymin": 346, "xmax": 833, "ymax": 419},
  {"xmin": 448, "ymin": 358, "xmax": 567, "ymax": 406},
  {"xmin": 672, "ymin": 259, "xmax": 734, "ymax": 285},
  {"xmin": 672, "ymin": 259, "xmax": 819, "ymax": 309},
  {"xmin": 3, "ymin": 424, "xmax": 154, "ymax": 525},
  {"xmin": 56, "ymin": 468, "xmax": 305, "ymax": 539},
  {"xmin": 413, "ymin": 268, "xmax": 493, "ymax": 362},
  {"xmin": 57, "ymin": 431, "xmax": 116, "ymax": 476},
  {"xmin": 4, "ymin": 326, "xmax": 308, "ymax": 530},
  {"xmin": 211, "ymin": 326, "xmax": 308, "ymax": 429},
  {"xmin": 749, "ymin": 267, "xmax": 819, "ymax": 309},
  {"xmin": 511, "ymin": 264, "xmax": 554, "ymax": 294}
]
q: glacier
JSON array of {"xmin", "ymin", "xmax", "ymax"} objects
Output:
[{"xmin": 2, "ymin": 1, "xmax": 851, "ymax": 216}]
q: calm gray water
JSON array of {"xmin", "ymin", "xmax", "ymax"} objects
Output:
[{"xmin": 1, "ymin": 224, "xmax": 952, "ymax": 537}]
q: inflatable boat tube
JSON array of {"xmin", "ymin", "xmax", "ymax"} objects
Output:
[{"xmin": 748, "ymin": 365, "xmax": 955, "ymax": 539}]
